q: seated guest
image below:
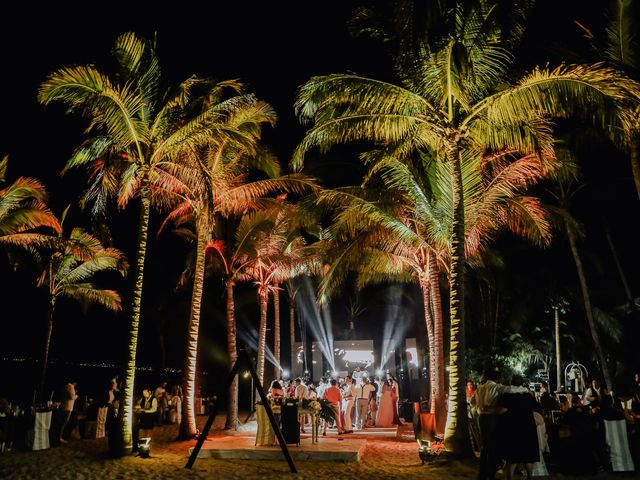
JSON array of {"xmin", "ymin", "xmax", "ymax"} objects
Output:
[
  {"xmin": 268, "ymin": 381, "xmax": 284, "ymax": 401},
  {"xmin": 266, "ymin": 380, "xmax": 284, "ymax": 429}
]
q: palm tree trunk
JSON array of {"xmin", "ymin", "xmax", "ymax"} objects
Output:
[
  {"xmin": 428, "ymin": 253, "xmax": 446, "ymax": 434},
  {"xmin": 273, "ymin": 285, "xmax": 281, "ymax": 379},
  {"xmin": 554, "ymin": 306, "xmax": 562, "ymax": 392},
  {"xmin": 603, "ymin": 222, "xmax": 633, "ymax": 303},
  {"xmin": 566, "ymin": 223, "xmax": 613, "ymax": 391},
  {"xmin": 443, "ymin": 144, "xmax": 471, "ymax": 456},
  {"xmin": 178, "ymin": 219, "xmax": 207, "ymax": 439},
  {"xmin": 38, "ymin": 298, "xmax": 56, "ymax": 405},
  {"xmin": 225, "ymin": 279, "xmax": 238, "ymax": 430},
  {"xmin": 631, "ymin": 137, "xmax": 640, "ymax": 201},
  {"xmin": 115, "ymin": 189, "xmax": 151, "ymax": 456},
  {"xmin": 418, "ymin": 276, "xmax": 437, "ymax": 416},
  {"xmin": 257, "ymin": 288, "xmax": 269, "ymax": 386},
  {"xmin": 289, "ymin": 293, "xmax": 296, "ymax": 372}
]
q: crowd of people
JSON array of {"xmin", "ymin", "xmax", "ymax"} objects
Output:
[
  {"xmin": 468, "ymin": 369, "xmax": 640, "ymax": 479},
  {"xmin": 267, "ymin": 368, "xmax": 403, "ymax": 437},
  {"xmin": 0, "ymin": 375, "xmax": 186, "ymax": 455}
]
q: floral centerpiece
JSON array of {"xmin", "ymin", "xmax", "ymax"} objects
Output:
[{"xmin": 301, "ymin": 398, "xmax": 334, "ymax": 423}]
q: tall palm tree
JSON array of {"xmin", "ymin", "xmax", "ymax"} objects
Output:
[
  {"xmin": 38, "ymin": 32, "xmax": 235, "ymax": 453},
  {"xmin": 159, "ymin": 80, "xmax": 291, "ymax": 438},
  {"xmin": 314, "ymin": 144, "xmax": 554, "ymax": 431},
  {"xmin": 35, "ymin": 208, "xmax": 127, "ymax": 403},
  {"xmin": 285, "ymin": 281, "xmax": 300, "ymax": 372},
  {"xmin": 293, "ymin": 0, "xmax": 638, "ymax": 453},
  {"xmin": 544, "ymin": 161, "xmax": 616, "ymax": 390},
  {"xmin": 239, "ymin": 200, "xmax": 323, "ymax": 386},
  {"xmin": 0, "ymin": 155, "xmax": 61, "ymax": 252},
  {"xmin": 166, "ymin": 135, "xmax": 315, "ymax": 435}
]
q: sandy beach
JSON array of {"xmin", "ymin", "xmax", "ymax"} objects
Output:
[{"xmin": 0, "ymin": 414, "xmax": 631, "ymax": 480}]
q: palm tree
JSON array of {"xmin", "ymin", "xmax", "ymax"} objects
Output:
[
  {"xmin": 0, "ymin": 155, "xmax": 61, "ymax": 252},
  {"xmin": 158, "ymin": 80, "xmax": 288, "ymax": 438},
  {"xmin": 167, "ymin": 138, "xmax": 315, "ymax": 435},
  {"xmin": 239, "ymin": 200, "xmax": 323, "ymax": 386},
  {"xmin": 35, "ymin": 209, "xmax": 128, "ymax": 403},
  {"xmin": 205, "ymin": 211, "xmax": 280, "ymax": 429},
  {"xmin": 285, "ymin": 282, "xmax": 300, "ymax": 372},
  {"xmin": 545, "ymin": 163, "xmax": 616, "ymax": 391},
  {"xmin": 38, "ymin": 32, "xmax": 235, "ymax": 453},
  {"xmin": 314, "ymin": 143, "xmax": 555, "ymax": 431},
  {"xmin": 293, "ymin": 0, "xmax": 638, "ymax": 453},
  {"xmin": 575, "ymin": 0, "xmax": 640, "ymax": 199}
]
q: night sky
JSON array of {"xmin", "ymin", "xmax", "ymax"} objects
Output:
[{"xmin": 1, "ymin": 2, "xmax": 639, "ymax": 399}]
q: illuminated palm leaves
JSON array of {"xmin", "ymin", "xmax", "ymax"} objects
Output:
[
  {"xmin": 35, "ymin": 220, "xmax": 127, "ymax": 402},
  {"xmin": 38, "ymin": 32, "xmax": 242, "ymax": 452},
  {"xmin": 0, "ymin": 156, "xmax": 61, "ymax": 252},
  {"xmin": 294, "ymin": 0, "xmax": 640, "ymax": 454}
]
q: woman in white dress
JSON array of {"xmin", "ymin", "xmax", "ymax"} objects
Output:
[{"xmin": 376, "ymin": 380, "xmax": 395, "ymax": 427}]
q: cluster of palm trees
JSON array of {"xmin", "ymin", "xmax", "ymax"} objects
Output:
[{"xmin": 2, "ymin": 0, "xmax": 640, "ymax": 459}]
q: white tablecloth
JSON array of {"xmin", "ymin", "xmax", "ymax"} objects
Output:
[
  {"xmin": 26, "ymin": 411, "xmax": 52, "ymax": 450},
  {"xmin": 604, "ymin": 419, "xmax": 635, "ymax": 472}
]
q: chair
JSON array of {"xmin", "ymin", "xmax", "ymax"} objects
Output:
[{"xmin": 604, "ymin": 419, "xmax": 635, "ymax": 472}]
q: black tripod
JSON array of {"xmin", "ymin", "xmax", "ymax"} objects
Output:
[{"xmin": 185, "ymin": 347, "xmax": 297, "ymax": 473}]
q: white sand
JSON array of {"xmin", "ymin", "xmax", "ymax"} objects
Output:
[{"xmin": 0, "ymin": 415, "xmax": 625, "ymax": 479}]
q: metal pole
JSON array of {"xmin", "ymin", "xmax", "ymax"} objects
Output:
[{"xmin": 554, "ymin": 306, "xmax": 562, "ymax": 392}]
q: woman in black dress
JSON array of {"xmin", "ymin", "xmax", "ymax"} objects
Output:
[{"xmin": 496, "ymin": 375, "xmax": 539, "ymax": 480}]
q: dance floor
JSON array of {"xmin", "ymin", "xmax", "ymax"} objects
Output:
[{"xmin": 189, "ymin": 426, "xmax": 400, "ymax": 462}]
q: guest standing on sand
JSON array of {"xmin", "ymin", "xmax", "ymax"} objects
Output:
[
  {"xmin": 134, "ymin": 388, "xmax": 158, "ymax": 451},
  {"xmin": 496, "ymin": 375, "xmax": 539, "ymax": 480},
  {"xmin": 475, "ymin": 368, "xmax": 511, "ymax": 480},
  {"xmin": 322, "ymin": 379, "xmax": 345, "ymax": 435},
  {"xmin": 59, "ymin": 380, "xmax": 78, "ymax": 443}
]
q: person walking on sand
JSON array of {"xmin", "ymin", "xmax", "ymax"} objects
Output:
[
  {"xmin": 475, "ymin": 367, "xmax": 511, "ymax": 480},
  {"xmin": 342, "ymin": 376, "xmax": 355, "ymax": 433},
  {"xmin": 495, "ymin": 375, "xmax": 539, "ymax": 480},
  {"xmin": 356, "ymin": 377, "xmax": 376, "ymax": 430},
  {"xmin": 59, "ymin": 380, "xmax": 78, "ymax": 443},
  {"xmin": 322, "ymin": 379, "xmax": 345, "ymax": 435}
]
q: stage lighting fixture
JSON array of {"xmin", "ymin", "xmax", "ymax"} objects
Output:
[
  {"xmin": 417, "ymin": 439, "xmax": 432, "ymax": 465},
  {"xmin": 137, "ymin": 437, "xmax": 151, "ymax": 458}
]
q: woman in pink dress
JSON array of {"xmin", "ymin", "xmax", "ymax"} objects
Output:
[{"xmin": 376, "ymin": 380, "xmax": 395, "ymax": 427}]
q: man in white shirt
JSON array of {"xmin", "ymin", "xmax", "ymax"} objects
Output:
[
  {"xmin": 293, "ymin": 378, "xmax": 308, "ymax": 432},
  {"xmin": 293, "ymin": 378, "xmax": 307, "ymax": 400},
  {"xmin": 356, "ymin": 377, "xmax": 376, "ymax": 429},
  {"xmin": 342, "ymin": 376, "xmax": 356, "ymax": 433},
  {"xmin": 583, "ymin": 378, "xmax": 605, "ymax": 408},
  {"xmin": 352, "ymin": 366, "xmax": 365, "ymax": 387}
]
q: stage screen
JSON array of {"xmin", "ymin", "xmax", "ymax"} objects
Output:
[{"xmin": 333, "ymin": 340, "xmax": 375, "ymax": 379}]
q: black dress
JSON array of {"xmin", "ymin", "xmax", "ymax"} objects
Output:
[{"xmin": 496, "ymin": 392, "xmax": 539, "ymax": 463}]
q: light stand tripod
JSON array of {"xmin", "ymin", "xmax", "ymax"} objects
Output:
[{"xmin": 185, "ymin": 347, "xmax": 297, "ymax": 473}]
